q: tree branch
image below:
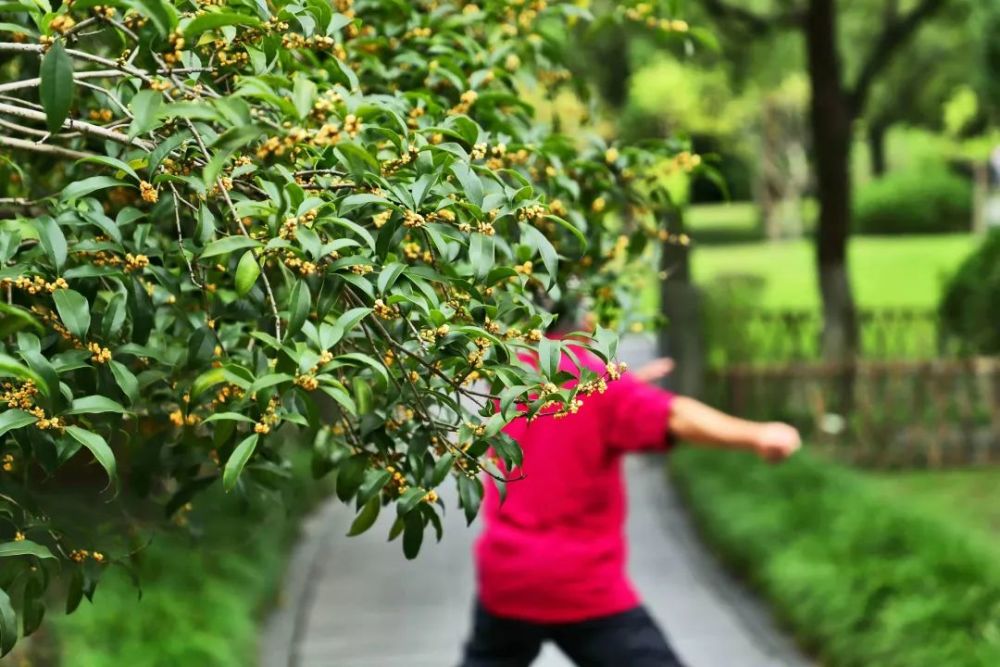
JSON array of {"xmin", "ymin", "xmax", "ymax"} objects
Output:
[
  {"xmin": 0, "ymin": 101, "xmax": 152, "ymax": 150},
  {"xmin": 848, "ymin": 0, "xmax": 947, "ymax": 114},
  {"xmin": 702, "ymin": 0, "xmax": 804, "ymax": 34},
  {"xmin": 0, "ymin": 136, "xmax": 96, "ymax": 161}
]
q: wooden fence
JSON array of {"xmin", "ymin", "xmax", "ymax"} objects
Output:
[{"xmin": 700, "ymin": 308, "xmax": 998, "ymax": 468}]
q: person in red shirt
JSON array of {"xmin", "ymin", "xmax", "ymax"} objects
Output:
[{"xmin": 461, "ymin": 315, "xmax": 801, "ymax": 666}]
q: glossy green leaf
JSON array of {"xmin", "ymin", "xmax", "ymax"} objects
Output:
[
  {"xmin": 0, "ymin": 588, "xmax": 15, "ymax": 657},
  {"xmin": 128, "ymin": 89, "xmax": 163, "ymax": 139},
  {"xmin": 200, "ymin": 235, "xmax": 261, "ymax": 259},
  {"xmin": 0, "ymin": 409, "xmax": 37, "ymax": 438},
  {"xmin": 287, "ymin": 281, "xmax": 311, "ymax": 337},
  {"xmin": 223, "ymin": 433, "xmax": 259, "ymax": 491},
  {"xmin": 64, "ymin": 426, "xmax": 117, "ymax": 486},
  {"xmin": 39, "ymin": 39, "xmax": 73, "ymax": 133},
  {"xmin": 347, "ymin": 497, "xmax": 380, "ymax": 536},
  {"xmin": 63, "ymin": 395, "xmax": 127, "ymax": 416},
  {"xmin": 52, "ymin": 289, "xmax": 91, "ymax": 339},
  {"xmin": 0, "ymin": 540, "xmax": 55, "ymax": 560},
  {"xmin": 234, "ymin": 250, "xmax": 261, "ymax": 296}
]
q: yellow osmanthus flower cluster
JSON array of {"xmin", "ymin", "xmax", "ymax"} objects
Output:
[
  {"xmin": 2, "ymin": 275, "xmax": 68, "ymax": 295},
  {"xmin": 90, "ymin": 5, "xmax": 116, "ymax": 19},
  {"xmin": 666, "ymin": 151, "xmax": 702, "ymax": 174},
  {"xmin": 372, "ymin": 210, "xmax": 392, "ymax": 229},
  {"xmin": 1, "ymin": 380, "xmax": 37, "ymax": 410},
  {"xmin": 254, "ymin": 397, "xmax": 282, "ymax": 434},
  {"xmin": 162, "ymin": 31, "xmax": 185, "ymax": 66},
  {"xmin": 48, "ymin": 14, "xmax": 76, "ymax": 34},
  {"xmin": 349, "ymin": 263, "xmax": 374, "ymax": 276},
  {"xmin": 372, "ymin": 299, "xmax": 399, "ymax": 320},
  {"xmin": 518, "ymin": 203, "xmax": 547, "ymax": 224},
  {"xmin": 69, "ymin": 549, "xmax": 105, "ymax": 564},
  {"xmin": 88, "ymin": 108, "xmax": 114, "ymax": 122},
  {"xmin": 449, "ymin": 90, "xmax": 478, "ymax": 115},
  {"xmin": 124, "ymin": 253, "xmax": 149, "ymax": 273},
  {"xmin": 87, "ymin": 342, "xmax": 112, "ymax": 364},
  {"xmin": 30, "ymin": 406, "xmax": 64, "ymax": 432},
  {"xmin": 139, "ymin": 180, "xmax": 158, "ymax": 203},
  {"xmin": 2, "ymin": 454, "xmax": 14, "ymax": 472},
  {"xmin": 402, "ymin": 210, "xmax": 426, "ymax": 229}
]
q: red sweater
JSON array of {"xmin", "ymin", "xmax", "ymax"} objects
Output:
[{"xmin": 475, "ymin": 348, "xmax": 675, "ymax": 622}]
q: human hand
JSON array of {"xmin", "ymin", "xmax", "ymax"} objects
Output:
[
  {"xmin": 752, "ymin": 422, "xmax": 801, "ymax": 462},
  {"xmin": 632, "ymin": 357, "xmax": 675, "ymax": 383}
]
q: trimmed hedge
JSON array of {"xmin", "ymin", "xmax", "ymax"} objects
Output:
[
  {"xmin": 670, "ymin": 448, "xmax": 1000, "ymax": 667},
  {"xmin": 854, "ymin": 167, "xmax": 972, "ymax": 235},
  {"xmin": 939, "ymin": 230, "xmax": 1000, "ymax": 354}
]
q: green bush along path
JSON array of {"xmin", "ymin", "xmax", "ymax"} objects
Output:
[{"xmin": 671, "ymin": 448, "xmax": 1000, "ymax": 667}]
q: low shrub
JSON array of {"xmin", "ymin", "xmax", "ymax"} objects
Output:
[
  {"xmin": 670, "ymin": 448, "xmax": 1000, "ymax": 667},
  {"xmin": 854, "ymin": 167, "xmax": 972, "ymax": 235},
  {"xmin": 939, "ymin": 230, "xmax": 1000, "ymax": 354},
  {"xmin": 26, "ymin": 452, "xmax": 330, "ymax": 667}
]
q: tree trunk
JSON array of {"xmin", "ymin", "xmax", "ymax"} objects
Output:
[
  {"xmin": 658, "ymin": 210, "xmax": 705, "ymax": 399},
  {"xmin": 806, "ymin": 0, "xmax": 859, "ymax": 365},
  {"xmin": 867, "ymin": 120, "xmax": 888, "ymax": 177}
]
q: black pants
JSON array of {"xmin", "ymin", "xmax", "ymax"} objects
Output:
[{"xmin": 460, "ymin": 603, "xmax": 687, "ymax": 667}]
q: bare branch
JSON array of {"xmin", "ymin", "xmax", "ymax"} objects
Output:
[
  {"xmin": 848, "ymin": 0, "xmax": 947, "ymax": 114},
  {"xmin": 0, "ymin": 136, "xmax": 96, "ymax": 160},
  {"xmin": 0, "ymin": 101, "xmax": 152, "ymax": 150}
]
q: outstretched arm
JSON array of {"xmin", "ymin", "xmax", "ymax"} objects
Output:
[{"xmin": 669, "ymin": 396, "xmax": 801, "ymax": 462}]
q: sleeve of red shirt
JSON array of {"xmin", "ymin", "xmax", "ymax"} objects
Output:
[{"xmin": 602, "ymin": 373, "xmax": 676, "ymax": 453}]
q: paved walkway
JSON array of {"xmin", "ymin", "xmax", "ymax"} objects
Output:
[{"xmin": 261, "ymin": 338, "xmax": 810, "ymax": 667}]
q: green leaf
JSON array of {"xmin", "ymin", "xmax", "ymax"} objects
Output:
[
  {"xmin": 63, "ymin": 395, "xmax": 127, "ymax": 416},
  {"xmin": 109, "ymin": 360, "xmax": 139, "ymax": 405},
  {"xmin": 39, "ymin": 39, "xmax": 73, "ymax": 133},
  {"xmin": 66, "ymin": 568, "xmax": 84, "ymax": 614},
  {"xmin": 76, "ymin": 155, "xmax": 139, "ymax": 182},
  {"xmin": 287, "ymin": 281, "xmax": 311, "ymax": 337},
  {"xmin": 33, "ymin": 216, "xmax": 67, "ymax": 271},
  {"xmin": 538, "ymin": 337, "xmax": 560, "ymax": 378},
  {"xmin": 124, "ymin": 0, "xmax": 178, "ymax": 35},
  {"xmin": 335, "ymin": 453, "xmax": 367, "ymax": 502},
  {"xmin": 0, "ymin": 588, "xmax": 15, "ymax": 657},
  {"xmin": 396, "ymin": 486, "xmax": 426, "ymax": 517},
  {"xmin": 200, "ymin": 235, "xmax": 261, "ymax": 259},
  {"xmin": 202, "ymin": 412, "xmax": 256, "ymax": 424},
  {"xmin": 402, "ymin": 511, "xmax": 424, "ymax": 559},
  {"xmin": 0, "ymin": 303, "xmax": 42, "ymax": 338},
  {"xmin": 0, "ymin": 540, "xmax": 55, "ymax": 560},
  {"xmin": 62, "ymin": 176, "xmax": 124, "ymax": 202},
  {"xmin": 128, "ymin": 89, "xmax": 163, "ymax": 139},
  {"xmin": 458, "ymin": 474, "xmax": 483, "ymax": 525},
  {"xmin": 357, "ymin": 469, "xmax": 391, "ymax": 506},
  {"xmin": 52, "ymin": 289, "xmax": 90, "ymax": 339},
  {"xmin": 183, "ymin": 11, "xmax": 261, "ymax": 39},
  {"xmin": 191, "ymin": 367, "xmax": 227, "ymax": 399},
  {"xmin": 0, "ymin": 409, "xmax": 37, "ymax": 438},
  {"xmin": 347, "ymin": 497, "xmax": 380, "ymax": 537},
  {"xmin": 352, "ymin": 377, "xmax": 372, "ymax": 415},
  {"xmin": 292, "ymin": 73, "xmax": 317, "ymax": 120},
  {"xmin": 64, "ymin": 426, "xmax": 116, "ymax": 487},
  {"xmin": 223, "ymin": 433, "xmax": 259, "ymax": 491},
  {"xmin": 430, "ymin": 453, "xmax": 455, "ymax": 487},
  {"xmin": 234, "ymin": 250, "xmax": 261, "ymax": 296}
]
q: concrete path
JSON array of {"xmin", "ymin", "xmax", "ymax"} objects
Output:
[{"xmin": 261, "ymin": 337, "xmax": 810, "ymax": 667}]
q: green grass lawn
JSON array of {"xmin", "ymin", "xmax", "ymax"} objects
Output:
[
  {"xmin": 868, "ymin": 467, "xmax": 1000, "ymax": 556},
  {"xmin": 690, "ymin": 233, "xmax": 978, "ymax": 310}
]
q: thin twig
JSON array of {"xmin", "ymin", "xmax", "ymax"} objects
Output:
[{"xmin": 169, "ymin": 184, "xmax": 204, "ymax": 288}]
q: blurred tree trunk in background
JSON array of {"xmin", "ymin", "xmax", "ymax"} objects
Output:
[
  {"xmin": 658, "ymin": 210, "xmax": 705, "ymax": 398},
  {"xmin": 806, "ymin": 0, "xmax": 859, "ymax": 363},
  {"xmin": 867, "ymin": 119, "xmax": 889, "ymax": 177}
]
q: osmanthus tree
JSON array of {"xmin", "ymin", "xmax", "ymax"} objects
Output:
[{"xmin": 0, "ymin": 0, "xmax": 695, "ymax": 652}]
